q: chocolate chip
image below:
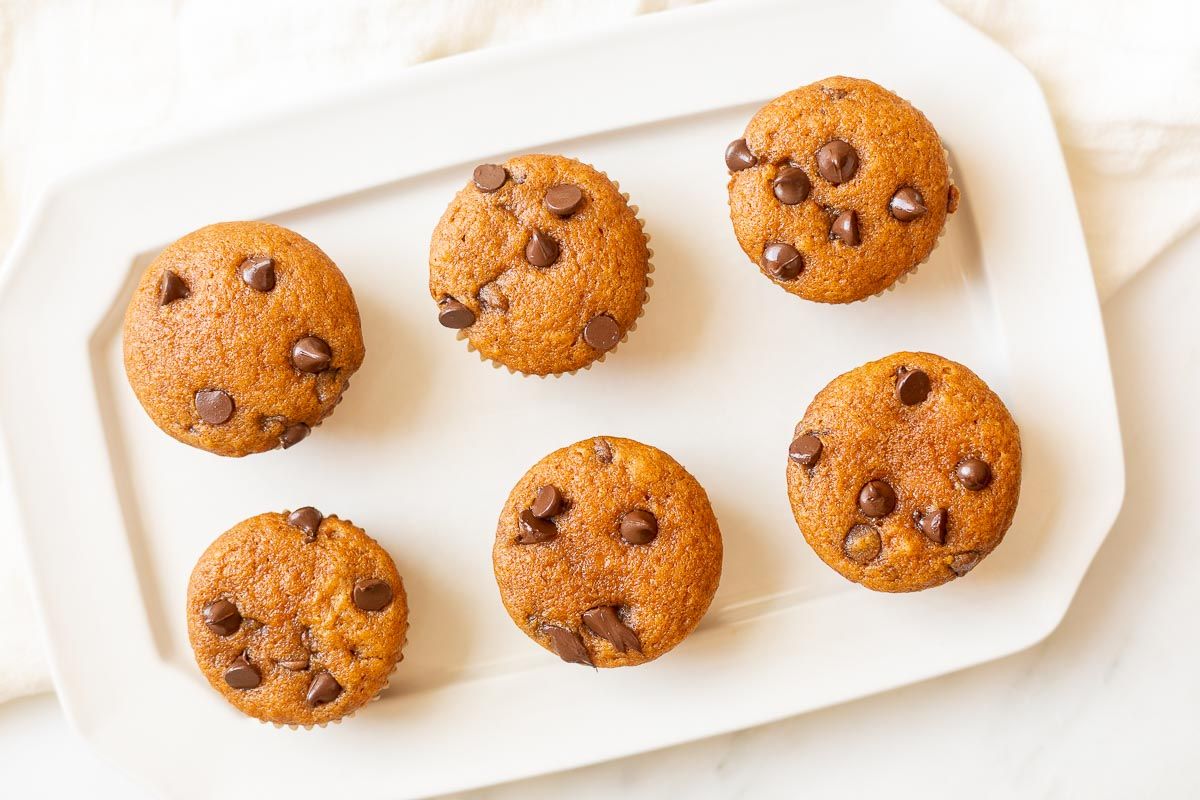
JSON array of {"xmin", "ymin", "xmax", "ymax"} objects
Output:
[
  {"xmin": 224, "ymin": 653, "xmax": 261, "ymax": 690},
  {"xmin": 287, "ymin": 506, "xmax": 323, "ymax": 540},
  {"xmin": 438, "ymin": 298, "xmax": 475, "ymax": 329},
  {"xmin": 353, "ymin": 578, "xmax": 393, "ymax": 611},
  {"xmin": 195, "ymin": 389, "xmax": 234, "ymax": 425},
  {"xmin": 545, "ymin": 184, "xmax": 583, "ymax": 217},
  {"xmin": 914, "ymin": 508, "xmax": 948, "ymax": 544},
  {"xmin": 594, "ymin": 438, "xmax": 613, "ymax": 463},
  {"xmin": 830, "ymin": 210, "xmax": 860, "ymax": 245},
  {"xmin": 956, "ymin": 458, "xmax": 993, "ymax": 490},
  {"xmin": 292, "ymin": 336, "xmax": 332, "ymax": 373},
  {"xmin": 816, "ymin": 140, "xmax": 858, "ymax": 184},
  {"xmin": 518, "ymin": 509, "xmax": 557, "ymax": 544},
  {"xmin": 278, "ymin": 657, "xmax": 309, "ymax": 671},
  {"xmin": 544, "ymin": 625, "xmax": 592, "ymax": 666},
  {"xmin": 947, "ymin": 184, "xmax": 960, "ymax": 214},
  {"xmin": 472, "ymin": 163, "xmax": 507, "ymax": 192},
  {"xmin": 619, "ymin": 510, "xmax": 658, "ymax": 545},
  {"xmin": 725, "ymin": 138, "xmax": 757, "ymax": 171},
  {"xmin": 950, "ymin": 551, "xmax": 981, "ymax": 576},
  {"xmin": 583, "ymin": 314, "xmax": 621, "ymax": 351},
  {"xmin": 762, "ymin": 242, "xmax": 803, "ymax": 279},
  {"xmin": 159, "ymin": 270, "xmax": 189, "ymax": 305},
  {"xmin": 202, "ymin": 599, "xmax": 242, "ymax": 636},
  {"xmin": 306, "ymin": 671, "xmax": 342, "ymax": 706},
  {"xmin": 772, "ymin": 166, "xmax": 811, "ymax": 205},
  {"xmin": 582, "ymin": 606, "xmax": 641, "ymax": 654},
  {"xmin": 896, "ymin": 368, "xmax": 931, "ymax": 405},
  {"xmin": 525, "ymin": 230, "xmax": 560, "ymax": 267},
  {"xmin": 858, "ymin": 480, "xmax": 897, "ymax": 518},
  {"xmin": 844, "ymin": 525, "xmax": 881, "ymax": 564},
  {"xmin": 890, "ymin": 187, "xmax": 927, "ymax": 221},
  {"xmin": 531, "ymin": 485, "xmax": 563, "ymax": 519},
  {"xmin": 788, "ymin": 434, "xmax": 822, "ymax": 467},
  {"xmin": 240, "ymin": 256, "xmax": 275, "ymax": 291},
  {"xmin": 279, "ymin": 422, "xmax": 310, "ymax": 449}
]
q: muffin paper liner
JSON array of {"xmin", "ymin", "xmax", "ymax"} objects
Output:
[
  {"xmin": 860, "ymin": 146, "xmax": 956, "ymax": 303},
  {"xmin": 459, "ymin": 173, "xmax": 653, "ymax": 378}
]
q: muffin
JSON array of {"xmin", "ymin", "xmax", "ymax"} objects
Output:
[
  {"xmin": 493, "ymin": 436, "xmax": 722, "ymax": 667},
  {"xmin": 429, "ymin": 154, "xmax": 651, "ymax": 376},
  {"xmin": 123, "ymin": 221, "xmax": 364, "ymax": 457},
  {"xmin": 787, "ymin": 352, "xmax": 1021, "ymax": 591},
  {"xmin": 726, "ymin": 76, "xmax": 958, "ymax": 303},
  {"xmin": 187, "ymin": 508, "xmax": 408, "ymax": 726}
]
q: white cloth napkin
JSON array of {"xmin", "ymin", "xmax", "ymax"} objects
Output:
[{"xmin": 0, "ymin": 0, "xmax": 1196, "ymax": 705}]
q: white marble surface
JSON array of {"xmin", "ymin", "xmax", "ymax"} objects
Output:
[{"xmin": 1, "ymin": 225, "xmax": 1197, "ymax": 799}]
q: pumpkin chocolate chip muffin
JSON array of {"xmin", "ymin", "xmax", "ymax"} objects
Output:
[
  {"xmin": 787, "ymin": 352, "xmax": 1021, "ymax": 592},
  {"xmin": 123, "ymin": 221, "xmax": 365, "ymax": 457},
  {"xmin": 726, "ymin": 76, "xmax": 957, "ymax": 303},
  {"xmin": 429, "ymin": 154, "xmax": 651, "ymax": 376},
  {"xmin": 493, "ymin": 437, "xmax": 722, "ymax": 667},
  {"xmin": 187, "ymin": 509, "xmax": 407, "ymax": 726}
]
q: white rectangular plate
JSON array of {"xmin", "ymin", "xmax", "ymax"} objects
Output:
[{"xmin": 0, "ymin": 1, "xmax": 1123, "ymax": 797}]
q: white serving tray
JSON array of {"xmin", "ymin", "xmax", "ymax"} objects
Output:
[{"xmin": 0, "ymin": 1, "xmax": 1124, "ymax": 797}]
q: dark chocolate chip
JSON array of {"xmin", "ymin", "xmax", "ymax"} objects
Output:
[
  {"xmin": 594, "ymin": 438, "xmax": 613, "ymax": 463},
  {"xmin": 582, "ymin": 606, "xmax": 641, "ymax": 654},
  {"xmin": 531, "ymin": 485, "xmax": 564, "ymax": 519},
  {"xmin": 956, "ymin": 458, "xmax": 993, "ymax": 490},
  {"xmin": 224, "ymin": 654, "xmax": 261, "ymax": 690},
  {"xmin": 292, "ymin": 336, "xmax": 332, "ymax": 374},
  {"xmin": 306, "ymin": 671, "xmax": 342, "ymax": 706},
  {"xmin": 830, "ymin": 210, "xmax": 860, "ymax": 245},
  {"xmin": 518, "ymin": 509, "xmax": 557, "ymax": 544},
  {"xmin": 896, "ymin": 368, "xmax": 931, "ymax": 405},
  {"xmin": 472, "ymin": 164, "xmax": 507, "ymax": 192},
  {"xmin": 788, "ymin": 434, "xmax": 823, "ymax": 467},
  {"xmin": 202, "ymin": 599, "xmax": 242, "ymax": 636},
  {"xmin": 544, "ymin": 625, "xmax": 593, "ymax": 666},
  {"xmin": 619, "ymin": 510, "xmax": 658, "ymax": 545},
  {"xmin": 545, "ymin": 184, "xmax": 584, "ymax": 217},
  {"xmin": 583, "ymin": 314, "xmax": 621, "ymax": 351},
  {"xmin": 159, "ymin": 270, "xmax": 190, "ymax": 305},
  {"xmin": 772, "ymin": 166, "xmax": 811, "ymax": 205},
  {"xmin": 278, "ymin": 657, "xmax": 309, "ymax": 671},
  {"xmin": 279, "ymin": 422, "xmax": 310, "ymax": 449},
  {"xmin": 914, "ymin": 508, "xmax": 948, "ymax": 544},
  {"xmin": 240, "ymin": 256, "xmax": 275, "ymax": 291},
  {"xmin": 762, "ymin": 242, "xmax": 803, "ymax": 279},
  {"xmin": 950, "ymin": 551, "xmax": 981, "ymax": 576},
  {"xmin": 287, "ymin": 506, "xmax": 323, "ymax": 540},
  {"xmin": 352, "ymin": 578, "xmax": 393, "ymax": 611},
  {"xmin": 890, "ymin": 187, "xmax": 927, "ymax": 221},
  {"xmin": 195, "ymin": 389, "xmax": 234, "ymax": 425},
  {"xmin": 725, "ymin": 138, "xmax": 757, "ymax": 171},
  {"xmin": 816, "ymin": 140, "xmax": 858, "ymax": 184},
  {"xmin": 438, "ymin": 298, "xmax": 475, "ymax": 329},
  {"xmin": 844, "ymin": 525, "xmax": 881, "ymax": 564},
  {"xmin": 525, "ymin": 230, "xmax": 560, "ymax": 267},
  {"xmin": 858, "ymin": 480, "xmax": 897, "ymax": 518}
]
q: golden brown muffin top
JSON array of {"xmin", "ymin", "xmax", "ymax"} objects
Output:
[
  {"xmin": 493, "ymin": 437, "xmax": 723, "ymax": 668},
  {"xmin": 787, "ymin": 352, "xmax": 1021, "ymax": 592},
  {"xmin": 187, "ymin": 510, "xmax": 407, "ymax": 726},
  {"xmin": 123, "ymin": 221, "xmax": 364, "ymax": 457},
  {"xmin": 727, "ymin": 76, "xmax": 956, "ymax": 303},
  {"xmin": 429, "ymin": 154, "xmax": 650, "ymax": 375}
]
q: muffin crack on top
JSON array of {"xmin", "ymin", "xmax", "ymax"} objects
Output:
[
  {"xmin": 429, "ymin": 154, "xmax": 652, "ymax": 375},
  {"xmin": 726, "ymin": 76, "xmax": 958, "ymax": 304}
]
